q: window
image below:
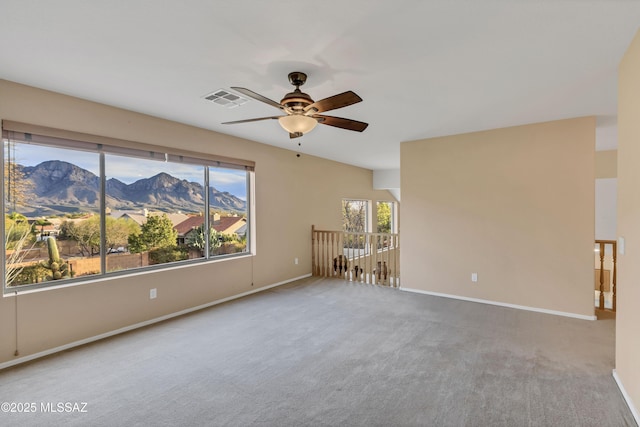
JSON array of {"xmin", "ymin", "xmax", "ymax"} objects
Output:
[
  {"xmin": 341, "ymin": 199, "xmax": 369, "ymax": 260},
  {"xmin": 2, "ymin": 122, "xmax": 253, "ymax": 292},
  {"xmin": 376, "ymin": 201, "xmax": 396, "ymax": 234},
  {"xmin": 104, "ymin": 153, "xmax": 207, "ymax": 270},
  {"xmin": 342, "ymin": 199, "xmax": 370, "ymax": 233},
  {"xmin": 4, "ymin": 142, "xmax": 102, "ymax": 284}
]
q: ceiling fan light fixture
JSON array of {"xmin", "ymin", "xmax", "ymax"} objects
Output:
[
  {"xmin": 223, "ymin": 72, "xmax": 367, "ymax": 134},
  {"xmin": 278, "ymin": 115, "xmax": 318, "ymax": 134}
]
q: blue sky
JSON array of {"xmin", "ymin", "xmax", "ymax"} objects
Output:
[{"xmin": 10, "ymin": 143, "xmax": 247, "ymax": 200}]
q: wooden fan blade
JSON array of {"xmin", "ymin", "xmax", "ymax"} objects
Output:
[
  {"xmin": 231, "ymin": 87, "xmax": 284, "ymax": 110},
  {"xmin": 304, "ymin": 91, "xmax": 362, "ymax": 114},
  {"xmin": 289, "ymin": 132, "xmax": 303, "ymax": 139},
  {"xmin": 222, "ymin": 116, "xmax": 282, "ymax": 125},
  {"xmin": 314, "ymin": 115, "xmax": 369, "ymax": 132}
]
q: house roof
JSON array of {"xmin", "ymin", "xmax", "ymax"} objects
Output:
[
  {"xmin": 174, "ymin": 216, "xmax": 205, "ymax": 236},
  {"xmin": 212, "ymin": 216, "xmax": 246, "ymax": 234},
  {"xmin": 119, "ymin": 213, "xmax": 147, "ymax": 227},
  {"xmin": 1, "ymin": 2, "xmax": 638, "ymax": 172},
  {"xmin": 111, "ymin": 211, "xmax": 190, "ymax": 227},
  {"xmin": 174, "ymin": 215, "xmax": 246, "ymax": 236}
]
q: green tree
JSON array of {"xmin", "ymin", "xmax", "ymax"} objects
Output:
[
  {"xmin": 61, "ymin": 216, "xmax": 139, "ymax": 256},
  {"xmin": 376, "ymin": 202, "xmax": 392, "ymax": 234},
  {"xmin": 61, "ymin": 217, "xmax": 100, "ymax": 256},
  {"xmin": 7, "ymin": 212, "xmax": 28, "ymax": 223},
  {"xmin": 128, "ymin": 214, "xmax": 178, "ymax": 253},
  {"xmin": 105, "ymin": 217, "xmax": 139, "ymax": 253},
  {"xmin": 58, "ymin": 220, "xmax": 76, "ymax": 240},
  {"xmin": 5, "ymin": 212, "xmax": 33, "ymax": 248}
]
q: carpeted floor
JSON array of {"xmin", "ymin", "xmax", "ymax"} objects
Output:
[{"xmin": 0, "ymin": 277, "xmax": 636, "ymax": 426}]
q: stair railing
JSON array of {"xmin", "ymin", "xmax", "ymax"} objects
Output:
[
  {"xmin": 311, "ymin": 225, "xmax": 400, "ymax": 287},
  {"xmin": 595, "ymin": 239, "xmax": 617, "ymax": 311}
]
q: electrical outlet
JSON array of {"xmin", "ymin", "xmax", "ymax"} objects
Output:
[
  {"xmin": 471, "ymin": 273, "xmax": 478, "ymax": 282},
  {"xmin": 150, "ymin": 288, "xmax": 157, "ymax": 299},
  {"xmin": 294, "ymin": 258, "xmax": 299, "ymax": 265}
]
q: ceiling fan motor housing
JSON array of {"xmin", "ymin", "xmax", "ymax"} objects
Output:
[
  {"xmin": 282, "ymin": 72, "xmax": 313, "ymax": 112},
  {"xmin": 281, "ymin": 90, "xmax": 313, "ymax": 112}
]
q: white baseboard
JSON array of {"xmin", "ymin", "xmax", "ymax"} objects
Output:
[
  {"xmin": 399, "ymin": 287, "xmax": 597, "ymax": 321},
  {"xmin": 613, "ymin": 369, "xmax": 640, "ymax": 425},
  {"xmin": 0, "ymin": 274, "xmax": 311, "ymax": 371}
]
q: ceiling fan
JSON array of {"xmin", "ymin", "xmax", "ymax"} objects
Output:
[{"xmin": 222, "ymin": 72, "xmax": 368, "ymax": 139}]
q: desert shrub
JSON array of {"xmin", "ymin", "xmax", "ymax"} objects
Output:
[{"xmin": 148, "ymin": 246, "xmax": 188, "ymax": 265}]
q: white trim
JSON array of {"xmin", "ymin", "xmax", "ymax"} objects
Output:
[
  {"xmin": 399, "ymin": 287, "xmax": 597, "ymax": 321},
  {"xmin": 0, "ymin": 273, "xmax": 311, "ymax": 371},
  {"xmin": 613, "ymin": 369, "xmax": 640, "ymax": 425}
]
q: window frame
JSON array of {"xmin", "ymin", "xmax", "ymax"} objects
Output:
[{"xmin": 2, "ymin": 121, "xmax": 254, "ymax": 294}]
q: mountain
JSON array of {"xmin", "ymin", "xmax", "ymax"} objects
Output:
[
  {"xmin": 106, "ymin": 172, "xmax": 206, "ymax": 211},
  {"xmin": 22, "ymin": 160, "xmax": 101, "ymax": 205},
  {"xmin": 20, "ymin": 160, "xmax": 246, "ymax": 215}
]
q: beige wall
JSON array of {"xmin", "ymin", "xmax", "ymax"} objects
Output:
[
  {"xmin": 616, "ymin": 29, "xmax": 640, "ymax": 419},
  {"xmin": 401, "ymin": 117, "xmax": 595, "ymax": 316},
  {"xmin": 0, "ymin": 79, "xmax": 392, "ymax": 365},
  {"xmin": 595, "ymin": 150, "xmax": 617, "ymax": 178}
]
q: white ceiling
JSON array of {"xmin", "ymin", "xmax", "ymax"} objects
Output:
[{"xmin": 1, "ymin": 1, "xmax": 638, "ymax": 171}]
